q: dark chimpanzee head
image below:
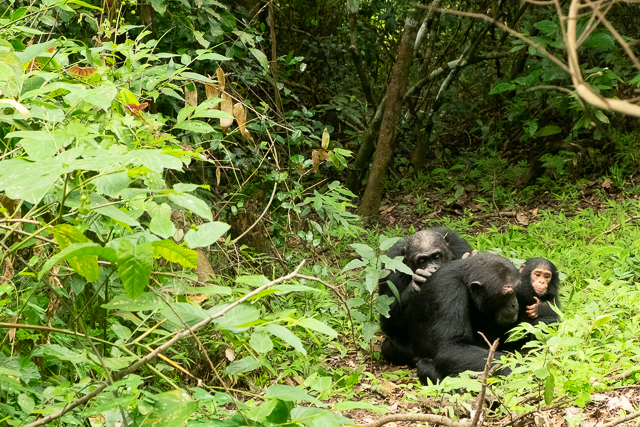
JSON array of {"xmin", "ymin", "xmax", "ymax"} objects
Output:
[
  {"xmin": 465, "ymin": 253, "xmax": 520, "ymax": 326},
  {"xmin": 401, "ymin": 230, "xmax": 455, "ymax": 272},
  {"xmin": 519, "ymin": 257, "xmax": 559, "ymax": 297}
]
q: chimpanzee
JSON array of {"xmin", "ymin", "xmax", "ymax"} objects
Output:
[
  {"xmin": 503, "ymin": 257, "xmax": 561, "ymax": 351},
  {"xmin": 379, "ymin": 227, "xmax": 474, "ymax": 365},
  {"xmin": 403, "ymin": 253, "xmax": 521, "ymax": 384}
]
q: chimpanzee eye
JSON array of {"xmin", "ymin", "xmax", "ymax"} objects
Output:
[{"xmin": 433, "ymin": 253, "xmax": 441, "ymax": 260}]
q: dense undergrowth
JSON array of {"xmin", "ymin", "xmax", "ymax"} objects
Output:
[{"xmin": 2, "ymin": 0, "xmax": 640, "ymax": 426}]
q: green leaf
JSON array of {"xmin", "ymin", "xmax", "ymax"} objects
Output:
[
  {"xmin": 184, "ymin": 221, "xmax": 230, "ymax": 248},
  {"xmin": 273, "ymin": 284, "xmax": 320, "ymax": 295},
  {"xmin": 341, "ymin": 258, "xmax": 368, "ymax": 273},
  {"xmin": 132, "ymin": 149, "xmax": 183, "ymax": 174},
  {"xmin": 32, "ymin": 344, "xmax": 88, "ymax": 364},
  {"xmin": 135, "ymin": 390, "xmax": 198, "ymax": 427},
  {"xmin": 381, "ymin": 255, "xmax": 413, "ymax": 275},
  {"xmin": 88, "ymin": 353, "xmax": 137, "ymax": 370},
  {"xmin": 249, "ymin": 329, "xmax": 274, "ymax": 353},
  {"xmin": 117, "ymin": 240, "xmax": 153, "ymax": 300},
  {"xmin": 535, "ymin": 126, "xmax": 562, "ymax": 137},
  {"xmin": 102, "ymin": 292, "xmax": 164, "ymax": 311},
  {"xmin": 39, "ymin": 243, "xmax": 116, "ymax": 281},
  {"xmin": 594, "ymin": 109, "xmax": 610, "ymax": 124},
  {"xmin": 83, "ymin": 84, "xmax": 117, "ymax": 110},
  {"xmin": 173, "ymin": 120, "xmax": 215, "ymax": 133},
  {"xmin": 533, "ymin": 20, "xmax": 559, "ymax": 35},
  {"xmin": 298, "ymin": 318, "xmax": 337, "ymax": 338},
  {"xmin": 213, "ymin": 303, "xmax": 260, "ymax": 331},
  {"xmin": 149, "ymin": 215, "xmax": 176, "ymax": 239},
  {"xmin": 151, "ymin": 240, "xmax": 197, "ymax": 268},
  {"xmin": 161, "ymin": 302, "xmax": 209, "ymax": 327},
  {"xmin": 236, "ymin": 275, "xmax": 269, "ymax": 287},
  {"xmin": 489, "ymin": 82, "xmax": 516, "ymax": 95},
  {"xmin": 18, "ymin": 394, "xmax": 35, "ymax": 415},
  {"xmin": 265, "ymin": 384, "xmax": 316, "ymax": 403},
  {"xmin": 264, "ymin": 324, "xmax": 306, "ymax": 355},
  {"xmin": 93, "ymin": 172, "xmax": 130, "ymax": 197},
  {"xmin": 89, "ymin": 194, "xmax": 140, "ymax": 227},
  {"xmin": 593, "ymin": 314, "xmax": 613, "ymax": 328},
  {"xmin": 169, "ymin": 193, "xmax": 213, "ymax": 221},
  {"xmin": 347, "ymin": 0, "xmax": 359, "ymax": 13},
  {"xmin": 290, "ymin": 407, "xmax": 352, "ymax": 427},
  {"xmin": 49, "ymin": 224, "xmax": 97, "ymax": 277},
  {"xmin": 583, "ymin": 32, "xmax": 615, "ymax": 50},
  {"xmin": 349, "ymin": 243, "xmax": 375, "ymax": 260},
  {"xmin": 250, "ymin": 48, "xmax": 270, "ymax": 72},
  {"xmin": 226, "ymin": 356, "xmax": 260, "ymax": 375},
  {"xmin": 0, "ymin": 159, "xmax": 65, "ymax": 204},
  {"xmin": 379, "ymin": 236, "xmax": 402, "ymax": 252},
  {"xmin": 544, "ymin": 371, "xmax": 555, "ymax": 405},
  {"xmin": 362, "ymin": 321, "xmax": 379, "ymax": 342},
  {"xmin": 197, "ymin": 52, "xmax": 232, "ymax": 61}
]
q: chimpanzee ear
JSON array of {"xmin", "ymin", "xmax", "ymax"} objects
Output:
[
  {"xmin": 470, "ymin": 280, "xmax": 482, "ymax": 290},
  {"xmin": 519, "ymin": 263, "xmax": 525, "ymax": 273}
]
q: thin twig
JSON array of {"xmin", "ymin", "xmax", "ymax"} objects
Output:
[
  {"xmin": 0, "ymin": 224, "xmax": 56, "ymax": 243},
  {"xmin": 602, "ymin": 215, "xmax": 640, "ymax": 234},
  {"xmin": 230, "ymin": 180, "xmax": 278, "ymax": 245},
  {"xmin": 23, "ymin": 260, "xmax": 308, "ymax": 427},
  {"xmin": 601, "ymin": 410, "xmax": 640, "ymax": 427},
  {"xmin": 472, "ymin": 333, "xmax": 500, "ymax": 427},
  {"xmin": 360, "ymin": 414, "xmax": 471, "ymax": 427}
]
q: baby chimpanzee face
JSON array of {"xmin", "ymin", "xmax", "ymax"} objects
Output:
[{"xmin": 530, "ymin": 264, "xmax": 553, "ymax": 295}]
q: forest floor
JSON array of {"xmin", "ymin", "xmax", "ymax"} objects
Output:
[{"xmin": 331, "ymin": 188, "xmax": 640, "ymax": 427}]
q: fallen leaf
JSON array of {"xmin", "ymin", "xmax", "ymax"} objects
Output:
[
  {"xmin": 532, "ymin": 207, "xmax": 539, "ymax": 216},
  {"xmin": 516, "ymin": 212, "xmax": 529, "ymax": 226},
  {"xmin": 225, "ymin": 348, "xmax": 235, "ymax": 361},
  {"xmin": 602, "ymin": 178, "xmax": 612, "ymax": 189}
]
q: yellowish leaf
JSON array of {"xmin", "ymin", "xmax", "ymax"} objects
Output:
[
  {"xmin": 216, "ymin": 67, "xmax": 225, "ymax": 92},
  {"xmin": 312, "ymin": 149, "xmax": 319, "ymax": 173},
  {"xmin": 0, "ymin": 99, "xmax": 29, "ymax": 119},
  {"xmin": 184, "ymin": 83, "xmax": 198, "ymax": 107},
  {"xmin": 220, "ymin": 92, "xmax": 234, "ymax": 133},
  {"xmin": 321, "ymin": 128, "xmax": 329, "ymax": 150}
]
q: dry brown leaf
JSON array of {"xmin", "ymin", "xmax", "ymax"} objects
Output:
[
  {"xmin": 184, "ymin": 83, "xmax": 198, "ymax": 107},
  {"xmin": 233, "ymin": 103, "xmax": 253, "ymax": 141},
  {"xmin": 318, "ymin": 149, "xmax": 330, "ymax": 161},
  {"xmin": 186, "ymin": 294, "xmax": 208, "ymax": 304},
  {"xmin": 225, "ymin": 348, "xmax": 235, "ymax": 361},
  {"xmin": 532, "ymin": 207, "xmax": 539, "ymax": 216},
  {"xmin": 220, "ymin": 92, "xmax": 234, "ymax": 133},
  {"xmin": 216, "ymin": 67, "xmax": 225, "ymax": 92},
  {"xmin": 216, "ymin": 167, "xmax": 221, "ymax": 185},
  {"xmin": 607, "ymin": 395, "xmax": 634, "ymax": 411},
  {"xmin": 296, "ymin": 163, "xmax": 303, "ymax": 174},
  {"xmin": 193, "ymin": 249, "xmax": 214, "ymax": 283},
  {"xmin": 516, "ymin": 212, "xmax": 529, "ymax": 226},
  {"xmin": 205, "ymin": 82, "xmax": 218, "ymax": 99},
  {"xmin": 312, "ymin": 149, "xmax": 319, "ymax": 173},
  {"xmin": 8, "ymin": 315, "xmax": 17, "ymax": 343},
  {"xmin": 1, "ymin": 258, "xmax": 14, "ymax": 285},
  {"xmin": 602, "ymin": 178, "xmax": 612, "ymax": 189}
]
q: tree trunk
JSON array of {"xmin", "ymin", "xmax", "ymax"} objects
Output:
[
  {"xmin": 358, "ymin": 8, "xmax": 423, "ymax": 219},
  {"xmin": 346, "ymin": 96, "xmax": 386, "ymax": 193}
]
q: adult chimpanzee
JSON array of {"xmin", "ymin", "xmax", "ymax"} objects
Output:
[
  {"xmin": 379, "ymin": 228, "xmax": 475, "ymax": 365},
  {"xmin": 503, "ymin": 257, "xmax": 561, "ymax": 351},
  {"xmin": 404, "ymin": 253, "xmax": 521, "ymax": 384}
]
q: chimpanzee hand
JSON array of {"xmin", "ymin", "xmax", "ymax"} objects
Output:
[
  {"xmin": 410, "ymin": 265, "xmax": 438, "ymax": 291},
  {"xmin": 461, "ymin": 249, "xmax": 479, "ymax": 259},
  {"xmin": 525, "ymin": 297, "xmax": 545, "ymax": 319}
]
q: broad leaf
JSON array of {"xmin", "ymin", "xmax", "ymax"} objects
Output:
[
  {"xmin": 39, "ymin": 243, "xmax": 116, "ymax": 281},
  {"xmin": 298, "ymin": 318, "xmax": 337, "ymax": 338},
  {"xmin": 149, "ymin": 215, "xmax": 176, "ymax": 239},
  {"xmin": 226, "ymin": 357, "xmax": 260, "ymax": 375},
  {"xmin": 131, "ymin": 149, "xmax": 183, "ymax": 173},
  {"xmin": 117, "ymin": 240, "xmax": 153, "ymax": 299},
  {"xmin": 184, "ymin": 221, "xmax": 230, "ymax": 248},
  {"xmin": 169, "ymin": 193, "xmax": 213, "ymax": 221},
  {"xmin": 135, "ymin": 390, "xmax": 198, "ymax": 427},
  {"xmin": 102, "ymin": 292, "xmax": 164, "ymax": 311},
  {"xmin": 93, "ymin": 172, "xmax": 130, "ymax": 197},
  {"xmin": 151, "ymin": 240, "xmax": 197, "ymax": 268},
  {"xmin": 265, "ymin": 384, "xmax": 315, "ymax": 403},
  {"xmin": 249, "ymin": 329, "xmax": 274, "ymax": 353},
  {"xmin": 265, "ymin": 324, "xmax": 306, "ymax": 355}
]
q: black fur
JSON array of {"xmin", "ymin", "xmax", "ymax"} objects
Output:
[
  {"xmin": 379, "ymin": 228, "xmax": 473, "ymax": 365},
  {"xmin": 404, "ymin": 253, "xmax": 520, "ymax": 383},
  {"xmin": 503, "ymin": 257, "xmax": 561, "ymax": 351}
]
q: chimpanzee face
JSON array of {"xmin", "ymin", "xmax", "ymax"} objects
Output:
[
  {"xmin": 469, "ymin": 262, "xmax": 521, "ymax": 326},
  {"xmin": 403, "ymin": 230, "xmax": 454, "ymax": 272},
  {"xmin": 530, "ymin": 265, "xmax": 553, "ymax": 295}
]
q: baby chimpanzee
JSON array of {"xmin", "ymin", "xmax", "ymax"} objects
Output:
[{"xmin": 502, "ymin": 257, "xmax": 561, "ymax": 352}]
